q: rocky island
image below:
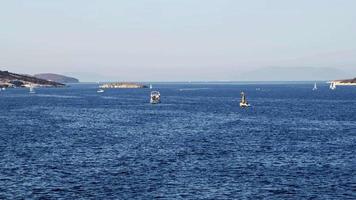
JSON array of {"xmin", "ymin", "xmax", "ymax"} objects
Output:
[
  {"xmin": 332, "ymin": 78, "xmax": 356, "ymax": 86},
  {"xmin": 0, "ymin": 70, "xmax": 65, "ymax": 88},
  {"xmin": 100, "ymin": 82, "xmax": 147, "ymax": 89},
  {"xmin": 34, "ymin": 73, "xmax": 79, "ymax": 84}
]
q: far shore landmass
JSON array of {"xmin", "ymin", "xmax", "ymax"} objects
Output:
[
  {"xmin": 0, "ymin": 70, "xmax": 65, "ymax": 88},
  {"xmin": 331, "ymin": 78, "xmax": 356, "ymax": 86},
  {"xmin": 34, "ymin": 73, "xmax": 79, "ymax": 84},
  {"xmin": 100, "ymin": 82, "xmax": 147, "ymax": 89},
  {"xmin": 2, "ymin": 69, "xmax": 356, "ymax": 89}
]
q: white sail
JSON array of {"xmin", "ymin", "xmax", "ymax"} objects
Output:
[
  {"xmin": 312, "ymin": 82, "xmax": 317, "ymax": 90},
  {"xmin": 240, "ymin": 92, "xmax": 250, "ymax": 107},
  {"xmin": 29, "ymin": 85, "xmax": 36, "ymax": 93},
  {"xmin": 330, "ymin": 82, "xmax": 336, "ymax": 90}
]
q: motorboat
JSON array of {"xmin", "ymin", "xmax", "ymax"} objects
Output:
[
  {"xmin": 150, "ymin": 91, "xmax": 161, "ymax": 104},
  {"xmin": 239, "ymin": 92, "xmax": 250, "ymax": 108},
  {"xmin": 97, "ymin": 89, "xmax": 105, "ymax": 93}
]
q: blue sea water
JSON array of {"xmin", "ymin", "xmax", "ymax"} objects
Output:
[{"xmin": 0, "ymin": 83, "xmax": 355, "ymax": 199}]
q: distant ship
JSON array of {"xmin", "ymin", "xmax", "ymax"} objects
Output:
[
  {"xmin": 97, "ymin": 89, "xmax": 104, "ymax": 93},
  {"xmin": 330, "ymin": 82, "xmax": 336, "ymax": 90},
  {"xmin": 240, "ymin": 92, "xmax": 250, "ymax": 108},
  {"xmin": 150, "ymin": 91, "xmax": 161, "ymax": 104},
  {"xmin": 312, "ymin": 82, "xmax": 318, "ymax": 91}
]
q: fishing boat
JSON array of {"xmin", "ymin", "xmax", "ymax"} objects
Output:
[
  {"xmin": 150, "ymin": 91, "xmax": 161, "ymax": 104},
  {"xmin": 330, "ymin": 82, "xmax": 336, "ymax": 90},
  {"xmin": 240, "ymin": 92, "xmax": 250, "ymax": 108},
  {"xmin": 312, "ymin": 82, "xmax": 318, "ymax": 91}
]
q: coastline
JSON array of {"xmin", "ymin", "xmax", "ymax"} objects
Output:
[{"xmin": 100, "ymin": 82, "xmax": 147, "ymax": 89}]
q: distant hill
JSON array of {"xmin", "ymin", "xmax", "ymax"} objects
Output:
[
  {"xmin": 0, "ymin": 70, "xmax": 64, "ymax": 88},
  {"xmin": 333, "ymin": 77, "xmax": 356, "ymax": 85},
  {"xmin": 339, "ymin": 77, "xmax": 356, "ymax": 83},
  {"xmin": 34, "ymin": 73, "xmax": 79, "ymax": 83},
  {"xmin": 238, "ymin": 67, "xmax": 349, "ymax": 81}
]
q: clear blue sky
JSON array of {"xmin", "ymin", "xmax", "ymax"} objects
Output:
[{"xmin": 1, "ymin": 0, "xmax": 355, "ymax": 81}]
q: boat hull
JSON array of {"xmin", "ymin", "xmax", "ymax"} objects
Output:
[
  {"xmin": 240, "ymin": 102, "xmax": 250, "ymax": 108},
  {"xmin": 150, "ymin": 99, "xmax": 161, "ymax": 104}
]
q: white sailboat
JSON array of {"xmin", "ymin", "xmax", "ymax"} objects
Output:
[
  {"xmin": 29, "ymin": 85, "xmax": 36, "ymax": 94},
  {"xmin": 312, "ymin": 82, "xmax": 318, "ymax": 91},
  {"xmin": 330, "ymin": 82, "xmax": 336, "ymax": 90},
  {"xmin": 240, "ymin": 92, "xmax": 250, "ymax": 108},
  {"xmin": 149, "ymin": 84, "xmax": 153, "ymax": 89}
]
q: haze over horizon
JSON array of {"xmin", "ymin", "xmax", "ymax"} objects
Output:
[{"xmin": 1, "ymin": 0, "xmax": 355, "ymax": 81}]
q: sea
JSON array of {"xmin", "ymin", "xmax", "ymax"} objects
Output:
[{"xmin": 0, "ymin": 83, "xmax": 355, "ymax": 199}]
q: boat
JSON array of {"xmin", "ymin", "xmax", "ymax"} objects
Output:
[
  {"xmin": 150, "ymin": 84, "xmax": 153, "ymax": 89},
  {"xmin": 330, "ymin": 82, "xmax": 336, "ymax": 90},
  {"xmin": 29, "ymin": 85, "xmax": 36, "ymax": 94},
  {"xmin": 97, "ymin": 89, "xmax": 105, "ymax": 93},
  {"xmin": 239, "ymin": 92, "xmax": 250, "ymax": 108},
  {"xmin": 150, "ymin": 91, "xmax": 161, "ymax": 104},
  {"xmin": 312, "ymin": 82, "xmax": 318, "ymax": 91}
]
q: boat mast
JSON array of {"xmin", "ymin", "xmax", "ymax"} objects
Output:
[{"xmin": 241, "ymin": 92, "xmax": 246, "ymax": 103}]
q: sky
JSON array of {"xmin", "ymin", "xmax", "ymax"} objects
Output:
[{"xmin": 1, "ymin": 0, "xmax": 356, "ymax": 81}]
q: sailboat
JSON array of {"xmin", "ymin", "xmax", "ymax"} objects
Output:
[
  {"xmin": 330, "ymin": 82, "xmax": 336, "ymax": 90},
  {"xmin": 240, "ymin": 92, "xmax": 250, "ymax": 108},
  {"xmin": 312, "ymin": 82, "xmax": 318, "ymax": 91},
  {"xmin": 29, "ymin": 85, "xmax": 36, "ymax": 94},
  {"xmin": 149, "ymin": 84, "xmax": 153, "ymax": 89}
]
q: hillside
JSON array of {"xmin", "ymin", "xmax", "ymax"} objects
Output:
[
  {"xmin": 0, "ymin": 70, "xmax": 65, "ymax": 88},
  {"xmin": 34, "ymin": 73, "xmax": 79, "ymax": 83},
  {"xmin": 333, "ymin": 77, "xmax": 356, "ymax": 85},
  {"xmin": 338, "ymin": 78, "xmax": 356, "ymax": 83}
]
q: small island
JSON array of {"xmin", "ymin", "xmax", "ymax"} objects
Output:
[
  {"xmin": 100, "ymin": 82, "xmax": 147, "ymax": 89},
  {"xmin": 0, "ymin": 70, "xmax": 65, "ymax": 88},
  {"xmin": 332, "ymin": 78, "xmax": 356, "ymax": 86}
]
